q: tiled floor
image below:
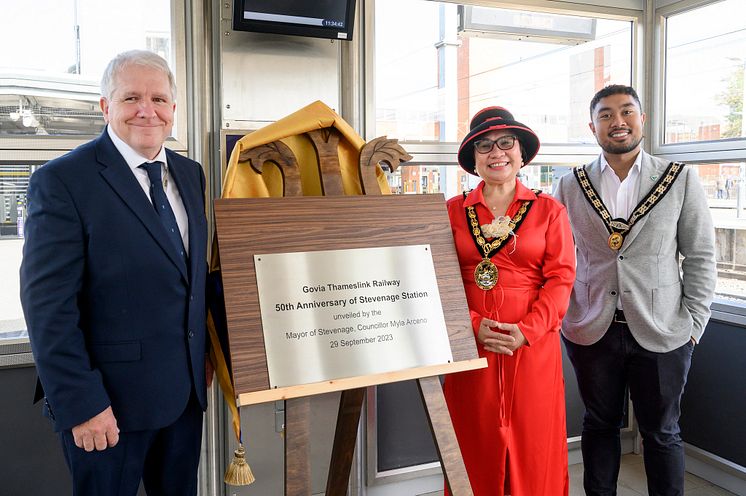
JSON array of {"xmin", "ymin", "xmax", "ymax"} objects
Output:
[
  {"xmin": 421, "ymin": 453, "xmax": 739, "ymax": 496},
  {"xmin": 569, "ymin": 454, "xmax": 738, "ymax": 496}
]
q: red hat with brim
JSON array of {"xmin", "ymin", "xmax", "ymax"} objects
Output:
[{"xmin": 457, "ymin": 106, "xmax": 540, "ymax": 176}]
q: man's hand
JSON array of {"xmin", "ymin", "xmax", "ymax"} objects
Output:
[
  {"xmin": 72, "ymin": 406, "xmax": 119, "ymax": 452},
  {"xmin": 477, "ymin": 318, "xmax": 527, "ymax": 355},
  {"xmin": 205, "ymin": 354, "xmax": 215, "ymax": 388}
]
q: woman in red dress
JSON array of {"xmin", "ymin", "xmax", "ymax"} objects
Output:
[{"xmin": 444, "ymin": 107, "xmax": 576, "ymax": 495}]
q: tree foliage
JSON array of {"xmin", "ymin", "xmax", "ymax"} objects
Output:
[{"xmin": 718, "ymin": 63, "xmax": 744, "ymax": 138}]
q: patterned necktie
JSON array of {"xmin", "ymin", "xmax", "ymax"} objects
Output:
[{"xmin": 139, "ymin": 162, "xmax": 187, "ymax": 264}]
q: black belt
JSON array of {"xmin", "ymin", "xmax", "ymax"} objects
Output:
[{"xmin": 613, "ymin": 309, "xmax": 626, "ymax": 324}]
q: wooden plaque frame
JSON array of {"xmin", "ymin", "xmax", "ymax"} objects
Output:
[{"xmin": 214, "ymin": 194, "xmax": 485, "ymax": 406}]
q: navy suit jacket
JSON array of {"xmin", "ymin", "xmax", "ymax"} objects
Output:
[{"xmin": 20, "ymin": 130, "xmax": 208, "ymax": 432}]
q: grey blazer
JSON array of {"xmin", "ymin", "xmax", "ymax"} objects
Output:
[{"xmin": 553, "ymin": 151, "xmax": 716, "ymax": 353}]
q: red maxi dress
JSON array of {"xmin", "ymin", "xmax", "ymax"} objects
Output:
[{"xmin": 444, "ymin": 179, "xmax": 575, "ymax": 496}]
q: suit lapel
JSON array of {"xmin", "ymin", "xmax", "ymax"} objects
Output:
[
  {"xmin": 621, "ymin": 152, "xmax": 666, "ymax": 250},
  {"xmin": 635, "ymin": 152, "xmax": 662, "ymax": 200},
  {"xmin": 95, "ymin": 133, "xmax": 188, "ymax": 281},
  {"xmin": 167, "ymin": 151, "xmax": 202, "ymax": 287},
  {"xmin": 578, "ymin": 159, "xmax": 613, "ymax": 245}
]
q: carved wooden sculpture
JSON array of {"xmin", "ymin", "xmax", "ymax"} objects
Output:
[
  {"xmin": 240, "ymin": 140, "xmax": 302, "ymax": 197},
  {"xmin": 358, "ymin": 136, "xmax": 413, "ymax": 196}
]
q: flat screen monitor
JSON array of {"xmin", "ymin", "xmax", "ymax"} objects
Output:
[{"xmin": 233, "ymin": 0, "xmax": 357, "ymax": 41}]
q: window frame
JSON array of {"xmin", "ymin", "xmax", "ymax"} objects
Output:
[
  {"xmin": 367, "ymin": 0, "xmax": 746, "ymax": 315},
  {"xmin": 0, "ymin": 0, "xmax": 191, "ymax": 353},
  {"xmin": 0, "ymin": 0, "xmax": 190, "ymax": 157},
  {"xmin": 651, "ymin": 0, "xmax": 746, "ymax": 162},
  {"xmin": 651, "ymin": 0, "xmax": 746, "ymax": 313},
  {"xmin": 364, "ymin": 0, "xmax": 644, "ymax": 145}
]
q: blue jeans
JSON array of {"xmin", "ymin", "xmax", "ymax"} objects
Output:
[{"xmin": 563, "ymin": 321, "xmax": 694, "ymax": 496}]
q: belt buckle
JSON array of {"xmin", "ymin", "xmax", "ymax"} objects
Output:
[{"xmin": 613, "ymin": 310, "xmax": 626, "ymax": 324}]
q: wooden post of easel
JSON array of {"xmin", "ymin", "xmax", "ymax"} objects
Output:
[
  {"xmin": 325, "ymin": 388, "xmax": 366, "ymax": 495},
  {"xmin": 417, "ymin": 377, "xmax": 472, "ymax": 495},
  {"xmin": 285, "ymin": 397, "xmax": 312, "ymax": 495},
  {"xmin": 216, "ymin": 129, "xmax": 486, "ymax": 495}
]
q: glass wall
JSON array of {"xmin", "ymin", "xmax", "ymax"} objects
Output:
[
  {"xmin": 0, "ymin": 164, "xmax": 31, "ymax": 238},
  {"xmin": 659, "ymin": 0, "xmax": 746, "ymax": 304},
  {"xmin": 687, "ymin": 162, "xmax": 746, "ymax": 303},
  {"xmin": 664, "ymin": 0, "xmax": 746, "ymax": 144},
  {"xmin": 0, "ymin": 0, "xmax": 178, "ymax": 341},
  {"xmin": 0, "ymin": 0, "xmax": 173, "ymax": 137},
  {"xmin": 383, "ymin": 162, "xmax": 557, "ymax": 198},
  {"xmin": 373, "ymin": 0, "xmax": 632, "ymax": 199},
  {"xmin": 374, "ymin": 0, "xmax": 746, "ymax": 305},
  {"xmin": 374, "ymin": 0, "xmax": 633, "ymax": 146},
  {"xmin": 0, "ymin": 163, "xmax": 32, "ymax": 340}
]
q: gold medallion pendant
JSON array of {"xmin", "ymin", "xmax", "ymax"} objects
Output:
[
  {"xmin": 464, "ymin": 195, "xmax": 537, "ymax": 291},
  {"xmin": 474, "ymin": 258, "xmax": 498, "ymax": 290},
  {"xmin": 608, "ymin": 232, "xmax": 624, "ymax": 251}
]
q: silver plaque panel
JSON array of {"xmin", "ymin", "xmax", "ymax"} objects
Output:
[{"xmin": 254, "ymin": 245, "xmax": 453, "ymax": 388}]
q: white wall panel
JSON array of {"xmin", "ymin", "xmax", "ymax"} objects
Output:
[{"xmin": 220, "ymin": 29, "xmax": 341, "ymax": 128}]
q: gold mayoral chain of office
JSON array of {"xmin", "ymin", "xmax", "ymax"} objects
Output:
[
  {"xmin": 573, "ymin": 161, "xmax": 685, "ymax": 251},
  {"xmin": 464, "ymin": 190, "xmax": 539, "ymax": 291}
]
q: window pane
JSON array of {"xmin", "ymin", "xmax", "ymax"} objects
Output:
[
  {"xmin": 689, "ymin": 163, "xmax": 746, "ymax": 303},
  {"xmin": 0, "ymin": 0, "xmax": 173, "ymax": 136},
  {"xmin": 0, "ymin": 163, "xmax": 34, "ymax": 340},
  {"xmin": 384, "ymin": 165, "xmax": 478, "ymax": 195},
  {"xmin": 0, "ymin": 236, "xmax": 26, "ymax": 340},
  {"xmin": 664, "ymin": 0, "xmax": 746, "ymax": 144},
  {"xmin": 374, "ymin": 0, "xmax": 632, "ymax": 144},
  {"xmin": 0, "ymin": 164, "xmax": 30, "ymax": 239},
  {"xmin": 383, "ymin": 163, "xmax": 560, "ymax": 196}
]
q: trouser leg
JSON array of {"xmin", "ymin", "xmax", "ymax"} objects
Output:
[
  {"xmin": 59, "ymin": 393, "xmax": 203, "ymax": 496},
  {"xmin": 627, "ymin": 332, "xmax": 694, "ymax": 496},
  {"xmin": 142, "ymin": 392, "xmax": 204, "ymax": 496},
  {"xmin": 60, "ymin": 425, "xmax": 151, "ymax": 496},
  {"xmin": 563, "ymin": 329, "xmax": 627, "ymax": 496}
]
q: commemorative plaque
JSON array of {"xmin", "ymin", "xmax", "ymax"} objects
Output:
[{"xmin": 254, "ymin": 244, "xmax": 453, "ymax": 388}]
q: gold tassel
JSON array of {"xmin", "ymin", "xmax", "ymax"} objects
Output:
[{"xmin": 224, "ymin": 445, "xmax": 255, "ymax": 486}]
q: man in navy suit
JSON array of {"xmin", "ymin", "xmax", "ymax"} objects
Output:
[{"xmin": 20, "ymin": 50, "xmax": 210, "ymax": 495}]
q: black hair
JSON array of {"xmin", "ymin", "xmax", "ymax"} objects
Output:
[
  {"xmin": 519, "ymin": 143, "xmax": 529, "ymax": 165},
  {"xmin": 589, "ymin": 85, "xmax": 642, "ymax": 119}
]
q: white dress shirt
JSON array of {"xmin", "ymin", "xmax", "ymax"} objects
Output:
[
  {"xmin": 107, "ymin": 126, "xmax": 190, "ymax": 255},
  {"xmin": 598, "ymin": 151, "xmax": 642, "ymax": 309},
  {"xmin": 598, "ymin": 152, "xmax": 642, "ymax": 220}
]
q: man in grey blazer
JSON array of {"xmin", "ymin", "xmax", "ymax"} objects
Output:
[{"xmin": 554, "ymin": 85, "xmax": 716, "ymax": 496}]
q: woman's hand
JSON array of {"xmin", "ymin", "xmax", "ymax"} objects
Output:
[{"xmin": 477, "ymin": 318, "xmax": 527, "ymax": 355}]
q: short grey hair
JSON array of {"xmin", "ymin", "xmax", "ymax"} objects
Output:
[{"xmin": 100, "ymin": 50, "xmax": 176, "ymax": 100}]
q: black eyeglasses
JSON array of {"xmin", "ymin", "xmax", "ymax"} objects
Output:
[{"xmin": 473, "ymin": 135, "xmax": 517, "ymax": 154}]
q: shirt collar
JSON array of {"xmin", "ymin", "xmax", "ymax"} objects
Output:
[
  {"xmin": 107, "ymin": 125, "xmax": 168, "ymax": 172},
  {"xmin": 463, "ymin": 178, "xmax": 537, "ymax": 208},
  {"xmin": 599, "ymin": 150, "xmax": 642, "ymax": 176}
]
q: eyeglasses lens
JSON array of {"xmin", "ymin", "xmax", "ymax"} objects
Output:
[{"xmin": 474, "ymin": 136, "xmax": 516, "ymax": 153}]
